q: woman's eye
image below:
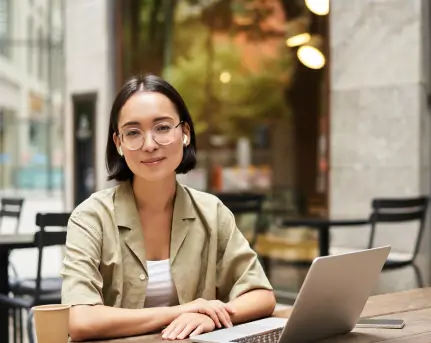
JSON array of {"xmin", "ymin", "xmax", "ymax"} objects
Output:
[
  {"xmin": 126, "ymin": 130, "xmax": 140, "ymax": 136},
  {"xmin": 155, "ymin": 125, "xmax": 172, "ymax": 132}
]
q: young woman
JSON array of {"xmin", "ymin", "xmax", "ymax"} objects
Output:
[{"xmin": 61, "ymin": 74, "xmax": 275, "ymax": 342}]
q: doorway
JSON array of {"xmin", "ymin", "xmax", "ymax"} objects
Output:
[{"xmin": 72, "ymin": 94, "xmax": 97, "ymax": 207}]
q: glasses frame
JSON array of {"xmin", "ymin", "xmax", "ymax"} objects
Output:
[{"xmin": 117, "ymin": 121, "xmax": 183, "ymax": 150}]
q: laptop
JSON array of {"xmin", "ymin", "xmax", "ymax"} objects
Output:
[{"xmin": 191, "ymin": 246, "xmax": 391, "ymax": 343}]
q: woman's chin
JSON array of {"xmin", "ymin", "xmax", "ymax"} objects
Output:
[
  {"xmin": 129, "ymin": 158, "xmax": 182, "ymax": 183},
  {"xmin": 133, "ymin": 168, "xmax": 175, "ymax": 183}
]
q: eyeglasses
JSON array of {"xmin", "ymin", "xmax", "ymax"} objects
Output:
[{"xmin": 118, "ymin": 121, "xmax": 183, "ymax": 150}]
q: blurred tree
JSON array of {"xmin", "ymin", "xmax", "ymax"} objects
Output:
[
  {"xmin": 121, "ymin": 0, "xmax": 294, "ymax": 140},
  {"xmin": 166, "ymin": 0, "xmax": 293, "ymax": 141},
  {"xmin": 167, "ymin": 40, "xmax": 292, "ymax": 140}
]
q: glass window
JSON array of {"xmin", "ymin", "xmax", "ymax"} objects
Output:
[
  {"xmin": 38, "ymin": 27, "xmax": 44, "ymax": 80},
  {"xmin": 28, "ymin": 16, "xmax": 33, "ymax": 73},
  {"xmin": 117, "ymin": 0, "xmax": 329, "ymax": 216},
  {"xmin": 0, "ymin": 109, "xmax": 18, "ymax": 190},
  {"xmin": 0, "ymin": 0, "xmax": 10, "ymax": 57},
  {"xmin": 116, "ymin": 0, "xmax": 330, "ymax": 297}
]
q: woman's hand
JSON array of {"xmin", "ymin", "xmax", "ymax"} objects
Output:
[
  {"xmin": 179, "ymin": 298, "xmax": 235, "ymax": 328},
  {"xmin": 162, "ymin": 313, "xmax": 216, "ymax": 340}
]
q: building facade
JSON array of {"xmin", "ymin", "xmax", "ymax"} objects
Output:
[
  {"xmin": 0, "ymin": 0, "xmax": 64, "ymax": 196},
  {"xmin": 63, "ymin": 0, "xmax": 116, "ymax": 210},
  {"xmin": 329, "ymin": 0, "xmax": 431, "ymax": 285}
]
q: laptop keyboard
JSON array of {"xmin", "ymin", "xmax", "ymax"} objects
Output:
[{"xmin": 231, "ymin": 327, "xmax": 283, "ymax": 343}]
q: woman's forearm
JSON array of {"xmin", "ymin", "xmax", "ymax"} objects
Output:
[
  {"xmin": 228, "ymin": 289, "xmax": 276, "ymax": 325},
  {"xmin": 69, "ymin": 304, "xmax": 182, "ymax": 341}
]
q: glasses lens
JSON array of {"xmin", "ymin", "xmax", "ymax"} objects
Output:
[
  {"xmin": 122, "ymin": 129, "xmax": 144, "ymax": 150},
  {"xmin": 153, "ymin": 123, "xmax": 175, "ymax": 145}
]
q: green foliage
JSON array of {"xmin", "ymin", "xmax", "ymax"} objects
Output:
[
  {"xmin": 127, "ymin": 0, "xmax": 295, "ymax": 140},
  {"xmin": 166, "ymin": 32, "xmax": 293, "ymax": 139}
]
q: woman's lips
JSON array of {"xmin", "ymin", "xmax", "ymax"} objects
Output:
[{"xmin": 141, "ymin": 157, "xmax": 165, "ymax": 165}]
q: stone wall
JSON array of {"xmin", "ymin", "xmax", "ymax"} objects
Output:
[{"xmin": 329, "ymin": 0, "xmax": 431, "ymax": 286}]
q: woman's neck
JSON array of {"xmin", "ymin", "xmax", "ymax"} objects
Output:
[{"xmin": 132, "ymin": 176, "xmax": 177, "ymax": 212}]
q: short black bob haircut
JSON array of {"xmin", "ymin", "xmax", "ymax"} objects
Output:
[{"xmin": 106, "ymin": 74, "xmax": 197, "ymax": 181}]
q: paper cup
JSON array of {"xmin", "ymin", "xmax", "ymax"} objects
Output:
[{"xmin": 32, "ymin": 304, "xmax": 70, "ymax": 343}]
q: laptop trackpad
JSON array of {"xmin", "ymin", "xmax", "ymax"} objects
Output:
[{"xmin": 191, "ymin": 317, "xmax": 288, "ymax": 343}]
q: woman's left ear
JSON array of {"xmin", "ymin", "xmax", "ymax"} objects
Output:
[{"xmin": 182, "ymin": 123, "xmax": 191, "ymax": 146}]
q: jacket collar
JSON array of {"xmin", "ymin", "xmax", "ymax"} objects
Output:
[{"xmin": 114, "ymin": 180, "xmax": 196, "ymax": 273}]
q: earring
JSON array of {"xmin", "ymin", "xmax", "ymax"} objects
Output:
[
  {"xmin": 183, "ymin": 135, "xmax": 187, "ymax": 146},
  {"xmin": 118, "ymin": 147, "xmax": 123, "ymax": 156}
]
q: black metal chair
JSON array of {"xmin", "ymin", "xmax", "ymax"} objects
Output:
[
  {"xmin": 0, "ymin": 198, "xmax": 24, "ymax": 233},
  {"xmin": 0, "ymin": 198, "xmax": 25, "ymax": 302},
  {"xmin": 367, "ymin": 196, "xmax": 429, "ymax": 287},
  {"xmin": 214, "ymin": 192, "xmax": 266, "ymax": 245},
  {"xmin": 213, "ymin": 192, "xmax": 269, "ymax": 273},
  {"xmin": 0, "ymin": 212, "xmax": 70, "ymax": 343}
]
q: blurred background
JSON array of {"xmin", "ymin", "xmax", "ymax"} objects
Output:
[{"xmin": 1, "ymin": 0, "xmax": 431, "ymax": 315}]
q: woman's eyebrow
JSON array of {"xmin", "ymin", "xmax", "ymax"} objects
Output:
[
  {"xmin": 121, "ymin": 116, "xmax": 174, "ymax": 128},
  {"xmin": 153, "ymin": 116, "xmax": 174, "ymax": 123},
  {"xmin": 121, "ymin": 121, "xmax": 141, "ymax": 128}
]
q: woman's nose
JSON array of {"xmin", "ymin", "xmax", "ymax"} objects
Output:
[{"xmin": 141, "ymin": 131, "xmax": 159, "ymax": 152}]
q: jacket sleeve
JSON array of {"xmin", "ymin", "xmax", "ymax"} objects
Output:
[
  {"xmin": 215, "ymin": 205, "xmax": 273, "ymax": 302},
  {"xmin": 61, "ymin": 212, "xmax": 104, "ymax": 306}
]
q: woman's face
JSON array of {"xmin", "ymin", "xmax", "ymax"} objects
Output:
[{"xmin": 114, "ymin": 92, "xmax": 190, "ymax": 182}]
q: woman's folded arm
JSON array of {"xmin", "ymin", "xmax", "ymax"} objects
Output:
[{"xmin": 69, "ymin": 304, "xmax": 181, "ymax": 341}]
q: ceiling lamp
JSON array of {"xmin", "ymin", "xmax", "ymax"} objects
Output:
[
  {"xmin": 305, "ymin": 0, "xmax": 330, "ymax": 16},
  {"xmin": 285, "ymin": 16, "xmax": 310, "ymax": 48},
  {"xmin": 297, "ymin": 35, "xmax": 325, "ymax": 69},
  {"xmin": 220, "ymin": 71, "xmax": 232, "ymax": 84},
  {"xmin": 286, "ymin": 33, "xmax": 311, "ymax": 48}
]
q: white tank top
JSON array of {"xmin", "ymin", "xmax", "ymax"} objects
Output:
[{"xmin": 144, "ymin": 259, "xmax": 178, "ymax": 308}]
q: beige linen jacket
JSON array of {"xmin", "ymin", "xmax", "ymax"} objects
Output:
[{"xmin": 61, "ymin": 181, "xmax": 272, "ymax": 308}]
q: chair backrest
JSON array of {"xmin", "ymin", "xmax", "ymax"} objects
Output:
[
  {"xmin": 215, "ymin": 192, "xmax": 265, "ymax": 215},
  {"xmin": 368, "ymin": 196, "xmax": 429, "ymax": 261},
  {"xmin": 0, "ymin": 197, "xmax": 24, "ymax": 232},
  {"xmin": 267, "ymin": 186, "xmax": 306, "ymax": 216},
  {"xmin": 214, "ymin": 192, "xmax": 265, "ymax": 246},
  {"xmin": 36, "ymin": 212, "xmax": 71, "ymax": 230},
  {"xmin": 33, "ymin": 212, "xmax": 71, "ymax": 300}
]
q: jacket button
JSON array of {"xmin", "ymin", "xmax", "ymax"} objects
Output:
[{"xmin": 139, "ymin": 274, "xmax": 146, "ymax": 281}]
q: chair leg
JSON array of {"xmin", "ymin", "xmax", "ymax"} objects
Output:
[
  {"xmin": 260, "ymin": 256, "xmax": 271, "ymax": 280},
  {"xmin": 19, "ymin": 308, "xmax": 23, "ymax": 343},
  {"xmin": 27, "ymin": 309, "xmax": 35, "ymax": 343},
  {"xmin": 412, "ymin": 264, "xmax": 424, "ymax": 288},
  {"xmin": 13, "ymin": 308, "xmax": 18, "ymax": 343},
  {"xmin": 11, "ymin": 308, "xmax": 25, "ymax": 343},
  {"xmin": 14, "ymin": 218, "xmax": 21, "ymax": 234}
]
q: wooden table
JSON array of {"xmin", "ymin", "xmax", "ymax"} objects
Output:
[
  {"xmin": 76, "ymin": 288, "xmax": 431, "ymax": 343},
  {"xmin": 0, "ymin": 233, "xmax": 35, "ymax": 343}
]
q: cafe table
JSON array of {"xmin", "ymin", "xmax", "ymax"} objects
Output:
[
  {"xmin": 280, "ymin": 217, "xmax": 370, "ymax": 257},
  {"xmin": 0, "ymin": 233, "xmax": 35, "ymax": 343},
  {"xmin": 75, "ymin": 287, "xmax": 431, "ymax": 343}
]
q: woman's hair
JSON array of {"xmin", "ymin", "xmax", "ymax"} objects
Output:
[{"xmin": 106, "ymin": 74, "xmax": 197, "ymax": 181}]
